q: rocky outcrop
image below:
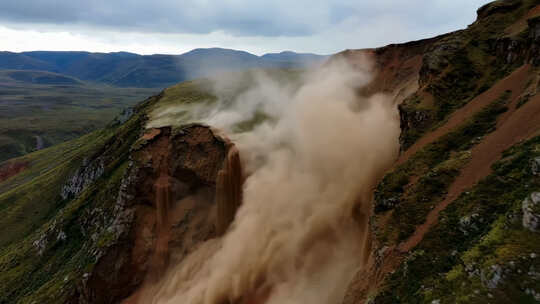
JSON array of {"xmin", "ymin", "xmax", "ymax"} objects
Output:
[
  {"xmin": 491, "ymin": 14, "xmax": 540, "ymax": 67},
  {"xmin": 31, "ymin": 218, "xmax": 68, "ymax": 256},
  {"xmin": 527, "ymin": 16, "xmax": 540, "ymax": 65},
  {"xmin": 523, "ymin": 192, "xmax": 540, "ymax": 232},
  {"xmin": 111, "ymin": 107, "xmax": 135, "ymax": 126},
  {"xmin": 397, "ymin": 103, "xmax": 432, "ymax": 150},
  {"xmin": 61, "ymin": 157, "xmax": 105, "ymax": 199},
  {"xmin": 531, "ymin": 157, "xmax": 540, "ymax": 175},
  {"xmin": 477, "ymin": 0, "xmax": 523, "ymax": 20},
  {"xmin": 418, "ymin": 36, "xmax": 461, "ymax": 87},
  {"xmin": 81, "ymin": 124, "xmax": 243, "ymax": 304}
]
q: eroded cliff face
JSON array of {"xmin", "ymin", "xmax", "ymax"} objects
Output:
[{"xmin": 81, "ymin": 125, "xmax": 243, "ymax": 304}]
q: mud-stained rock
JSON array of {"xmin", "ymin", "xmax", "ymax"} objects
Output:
[{"xmin": 82, "ymin": 124, "xmax": 243, "ymax": 304}]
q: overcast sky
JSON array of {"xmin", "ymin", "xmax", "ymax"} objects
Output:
[{"xmin": 0, "ymin": 0, "xmax": 492, "ymax": 56}]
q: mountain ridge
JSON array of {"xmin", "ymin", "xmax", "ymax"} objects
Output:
[{"xmin": 0, "ymin": 48, "xmax": 328, "ymax": 88}]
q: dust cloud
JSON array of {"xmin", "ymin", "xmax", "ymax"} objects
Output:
[{"xmin": 146, "ymin": 56, "xmax": 400, "ymax": 304}]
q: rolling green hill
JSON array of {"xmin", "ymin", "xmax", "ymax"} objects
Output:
[
  {"xmin": 0, "ymin": 49, "xmax": 326, "ymax": 161},
  {"xmin": 0, "ymin": 73, "xmax": 157, "ymax": 162},
  {"xmin": 0, "ymin": 48, "xmax": 327, "ymax": 88}
]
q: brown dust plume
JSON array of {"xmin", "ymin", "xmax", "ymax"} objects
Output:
[{"xmin": 145, "ymin": 57, "xmax": 401, "ymax": 304}]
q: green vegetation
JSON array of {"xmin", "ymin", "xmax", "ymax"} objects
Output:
[
  {"xmin": 374, "ymin": 91, "xmax": 511, "ymax": 244},
  {"xmin": 373, "ymin": 135, "xmax": 540, "ymax": 304},
  {"xmin": 399, "ymin": 0, "xmax": 536, "ymax": 150},
  {"xmin": 0, "ymin": 71, "xmax": 157, "ymax": 162},
  {"xmin": 0, "ymin": 91, "xmax": 159, "ymax": 303},
  {"xmin": 148, "ymin": 68, "xmax": 303, "ymax": 130},
  {"xmin": 0, "ymin": 67, "xmax": 303, "ymax": 302}
]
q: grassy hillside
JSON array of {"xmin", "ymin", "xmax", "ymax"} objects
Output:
[
  {"xmin": 0, "ymin": 70, "xmax": 292, "ymax": 302},
  {"xmin": 342, "ymin": 1, "xmax": 540, "ymax": 303},
  {"xmin": 374, "ymin": 135, "xmax": 540, "ymax": 303},
  {"xmin": 0, "ymin": 73, "xmax": 157, "ymax": 162},
  {"xmin": 0, "ymin": 91, "xmax": 158, "ymax": 303},
  {"xmin": 0, "ymin": 48, "xmax": 325, "ymax": 161}
]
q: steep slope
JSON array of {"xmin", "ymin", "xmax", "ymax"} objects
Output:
[
  {"xmin": 0, "ymin": 80, "xmax": 245, "ymax": 303},
  {"xmin": 342, "ymin": 0, "xmax": 540, "ymax": 303}
]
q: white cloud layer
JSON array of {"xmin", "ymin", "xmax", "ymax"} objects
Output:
[{"xmin": 0, "ymin": 0, "xmax": 492, "ymax": 55}]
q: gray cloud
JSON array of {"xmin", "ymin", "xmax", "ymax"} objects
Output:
[{"xmin": 0, "ymin": 0, "xmax": 492, "ymax": 37}]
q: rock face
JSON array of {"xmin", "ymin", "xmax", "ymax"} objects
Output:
[
  {"xmin": 523, "ymin": 192, "xmax": 540, "ymax": 232},
  {"xmin": 477, "ymin": 0, "xmax": 522, "ymax": 20},
  {"xmin": 61, "ymin": 157, "xmax": 105, "ymax": 199},
  {"xmin": 111, "ymin": 108, "xmax": 135, "ymax": 126},
  {"xmin": 493, "ymin": 15, "xmax": 540, "ymax": 67},
  {"xmin": 531, "ymin": 157, "xmax": 540, "ymax": 175},
  {"xmin": 81, "ymin": 124, "xmax": 243, "ymax": 304},
  {"xmin": 528, "ymin": 16, "xmax": 540, "ymax": 66}
]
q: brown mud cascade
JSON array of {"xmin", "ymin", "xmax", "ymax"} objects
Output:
[
  {"xmin": 215, "ymin": 143, "xmax": 243, "ymax": 235},
  {"xmin": 84, "ymin": 124, "xmax": 243, "ymax": 304},
  {"xmin": 150, "ymin": 173, "xmax": 172, "ymax": 281}
]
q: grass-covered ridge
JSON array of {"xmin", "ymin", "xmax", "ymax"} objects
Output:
[
  {"xmin": 373, "ymin": 135, "xmax": 540, "ymax": 304},
  {"xmin": 147, "ymin": 68, "xmax": 303, "ymax": 131},
  {"xmin": 0, "ymin": 91, "xmax": 161, "ymax": 303},
  {"xmin": 374, "ymin": 90, "xmax": 511, "ymax": 244},
  {"xmin": 399, "ymin": 0, "xmax": 538, "ymax": 150}
]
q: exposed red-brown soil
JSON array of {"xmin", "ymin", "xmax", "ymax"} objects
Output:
[
  {"xmin": 0, "ymin": 161, "xmax": 28, "ymax": 183},
  {"xmin": 338, "ymin": 39, "xmax": 431, "ymax": 105},
  {"xmin": 141, "ymin": 128, "xmax": 162, "ymax": 140},
  {"xmin": 344, "ymin": 61, "xmax": 538, "ymax": 302},
  {"xmin": 398, "ymin": 64, "xmax": 532, "ymax": 165},
  {"xmin": 81, "ymin": 125, "xmax": 243, "ymax": 304},
  {"xmin": 399, "ymin": 72, "xmax": 540, "ymax": 252},
  {"xmin": 118, "ymin": 125, "xmax": 243, "ymax": 304},
  {"xmin": 506, "ymin": 4, "xmax": 540, "ymax": 36}
]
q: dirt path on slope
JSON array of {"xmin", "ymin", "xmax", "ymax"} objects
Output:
[
  {"xmin": 398, "ymin": 65, "xmax": 531, "ymax": 165},
  {"xmin": 344, "ymin": 64, "xmax": 536, "ymax": 304},
  {"xmin": 399, "ymin": 92, "xmax": 540, "ymax": 252}
]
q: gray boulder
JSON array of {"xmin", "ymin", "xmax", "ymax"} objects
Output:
[
  {"xmin": 522, "ymin": 192, "xmax": 540, "ymax": 232},
  {"xmin": 531, "ymin": 157, "xmax": 540, "ymax": 176}
]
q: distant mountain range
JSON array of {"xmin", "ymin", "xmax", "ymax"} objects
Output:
[{"xmin": 0, "ymin": 48, "xmax": 328, "ymax": 88}]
